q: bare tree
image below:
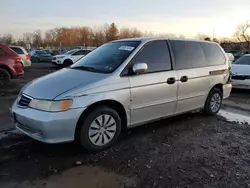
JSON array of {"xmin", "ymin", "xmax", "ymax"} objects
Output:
[
  {"xmin": 32, "ymin": 30, "xmax": 43, "ymax": 47},
  {"xmin": 0, "ymin": 33, "xmax": 13, "ymax": 44},
  {"xmin": 197, "ymin": 33, "xmax": 211, "ymax": 40},
  {"xmin": 92, "ymin": 27, "xmax": 105, "ymax": 47},
  {"xmin": 234, "ymin": 20, "xmax": 250, "ymax": 50}
]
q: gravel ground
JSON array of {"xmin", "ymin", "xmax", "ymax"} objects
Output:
[{"xmin": 1, "ymin": 63, "xmax": 250, "ymax": 188}]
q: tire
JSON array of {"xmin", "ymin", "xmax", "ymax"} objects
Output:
[
  {"xmin": 63, "ymin": 59, "xmax": 73, "ymax": 67},
  {"xmin": 78, "ymin": 106, "xmax": 121, "ymax": 152},
  {"xmin": 34, "ymin": 57, "xmax": 40, "ymax": 63},
  {"xmin": 203, "ymin": 88, "xmax": 222, "ymax": 116},
  {"xmin": 0, "ymin": 68, "xmax": 11, "ymax": 87}
]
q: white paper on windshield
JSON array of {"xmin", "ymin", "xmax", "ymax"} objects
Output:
[{"xmin": 119, "ymin": 46, "xmax": 135, "ymax": 51}]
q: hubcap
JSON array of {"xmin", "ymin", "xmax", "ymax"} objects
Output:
[
  {"xmin": 88, "ymin": 114, "xmax": 117, "ymax": 146},
  {"xmin": 210, "ymin": 93, "xmax": 221, "ymax": 112}
]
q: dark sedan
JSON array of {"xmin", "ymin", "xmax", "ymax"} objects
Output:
[{"xmin": 30, "ymin": 50, "xmax": 53, "ymax": 62}]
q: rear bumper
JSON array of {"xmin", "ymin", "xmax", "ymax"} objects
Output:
[
  {"xmin": 11, "ymin": 63, "xmax": 24, "ymax": 78},
  {"xmin": 23, "ymin": 60, "xmax": 31, "ymax": 67},
  {"xmin": 223, "ymin": 83, "xmax": 232, "ymax": 99},
  {"xmin": 231, "ymin": 79, "xmax": 250, "ymax": 89}
]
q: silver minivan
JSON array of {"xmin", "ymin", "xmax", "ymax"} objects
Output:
[{"xmin": 11, "ymin": 38, "xmax": 232, "ymax": 151}]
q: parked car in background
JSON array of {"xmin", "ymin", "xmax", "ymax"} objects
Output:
[
  {"xmin": 30, "ymin": 50, "xmax": 53, "ymax": 62},
  {"xmin": 52, "ymin": 49, "xmax": 92, "ymax": 67},
  {"xmin": 9, "ymin": 46, "xmax": 31, "ymax": 67},
  {"xmin": 51, "ymin": 50, "xmax": 60, "ymax": 56},
  {"xmin": 226, "ymin": 52, "xmax": 234, "ymax": 68},
  {"xmin": 12, "ymin": 38, "xmax": 231, "ymax": 151},
  {"xmin": 226, "ymin": 50, "xmax": 249, "ymax": 61},
  {"xmin": 0, "ymin": 44, "xmax": 23, "ymax": 86},
  {"xmin": 231, "ymin": 54, "xmax": 250, "ymax": 89}
]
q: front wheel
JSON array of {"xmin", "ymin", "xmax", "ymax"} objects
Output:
[
  {"xmin": 63, "ymin": 59, "xmax": 73, "ymax": 67},
  {"xmin": 78, "ymin": 106, "xmax": 121, "ymax": 152},
  {"xmin": 203, "ymin": 88, "xmax": 222, "ymax": 116}
]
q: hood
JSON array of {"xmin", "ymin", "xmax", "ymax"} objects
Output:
[
  {"xmin": 23, "ymin": 68, "xmax": 107, "ymax": 100},
  {"xmin": 231, "ymin": 64, "xmax": 250, "ymax": 76}
]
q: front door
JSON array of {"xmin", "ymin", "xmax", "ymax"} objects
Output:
[
  {"xmin": 128, "ymin": 41, "xmax": 178, "ymax": 126},
  {"xmin": 71, "ymin": 50, "xmax": 85, "ymax": 63}
]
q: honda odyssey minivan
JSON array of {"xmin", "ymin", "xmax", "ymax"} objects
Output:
[{"xmin": 11, "ymin": 38, "xmax": 232, "ymax": 151}]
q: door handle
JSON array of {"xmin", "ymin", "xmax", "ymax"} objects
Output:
[
  {"xmin": 167, "ymin": 77, "xmax": 176, "ymax": 84},
  {"xmin": 180, "ymin": 76, "xmax": 188, "ymax": 82}
]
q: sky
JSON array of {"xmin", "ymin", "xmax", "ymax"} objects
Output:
[{"xmin": 1, "ymin": 0, "xmax": 250, "ymax": 38}]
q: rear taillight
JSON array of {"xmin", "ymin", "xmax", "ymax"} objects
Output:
[
  {"xmin": 12, "ymin": 56, "xmax": 21, "ymax": 63},
  {"xmin": 25, "ymin": 54, "xmax": 30, "ymax": 60}
]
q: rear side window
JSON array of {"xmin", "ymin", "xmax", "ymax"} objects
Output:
[
  {"xmin": 169, "ymin": 40, "xmax": 206, "ymax": 69},
  {"xmin": 132, "ymin": 41, "xmax": 171, "ymax": 73},
  {"xmin": 10, "ymin": 47, "xmax": 25, "ymax": 54},
  {"xmin": 0, "ymin": 48, "xmax": 5, "ymax": 55},
  {"xmin": 200, "ymin": 42, "xmax": 226, "ymax": 66}
]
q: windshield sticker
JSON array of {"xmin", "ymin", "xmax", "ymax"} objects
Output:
[{"xmin": 119, "ymin": 46, "xmax": 135, "ymax": 51}]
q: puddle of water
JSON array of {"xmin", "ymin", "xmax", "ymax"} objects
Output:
[
  {"xmin": 0, "ymin": 166, "xmax": 135, "ymax": 188},
  {"xmin": 218, "ymin": 109, "xmax": 250, "ymax": 124}
]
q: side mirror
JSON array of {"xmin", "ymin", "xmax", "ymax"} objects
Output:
[{"xmin": 132, "ymin": 63, "xmax": 148, "ymax": 74}]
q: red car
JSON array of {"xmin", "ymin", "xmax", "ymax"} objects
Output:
[{"xmin": 0, "ymin": 44, "xmax": 24, "ymax": 86}]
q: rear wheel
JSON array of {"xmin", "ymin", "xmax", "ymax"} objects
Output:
[
  {"xmin": 0, "ymin": 68, "xmax": 11, "ymax": 87},
  {"xmin": 203, "ymin": 88, "xmax": 222, "ymax": 116},
  {"xmin": 78, "ymin": 106, "xmax": 121, "ymax": 152},
  {"xmin": 63, "ymin": 59, "xmax": 73, "ymax": 67}
]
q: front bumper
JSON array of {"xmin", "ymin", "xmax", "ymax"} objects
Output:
[
  {"xmin": 11, "ymin": 100, "xmax": 85, "ymax": 143},
  {"xmin": 231, "ymin": 79, "xmax": 250, "ymax": 89},
  {"xmin": 52, "ymin": 59, "xmax": 63, "ymax": 65}
]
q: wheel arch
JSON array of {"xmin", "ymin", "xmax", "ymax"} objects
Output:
[
  {"xmin": 74, "ymin": 99, "xmax": 128, "ymax": 140},
  {"xmin": 0, "ymin": 65, "xmax": 12, "ymax": 78},
  {"xmin": 63, "ymin": 58, "xmax": 73, "ymax": 64},
  {"xmin": 210, "ymin": 83, "xmax": 223, "ymax": 95}
]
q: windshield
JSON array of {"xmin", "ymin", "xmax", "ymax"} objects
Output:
[
  {"xmin": 71, "ymin": 41, "xmax": 140, "ymax": 73},
  {"xmin": 64, "ymin": 50, "xmax": 76, "ymax": 55},
  {"xmin": 36, "ymin": 50, "xmax": 47, "ymax": 55},
  {"xmin": 233, "ymin": 56, "xmax": 250, "ymax": 65}
]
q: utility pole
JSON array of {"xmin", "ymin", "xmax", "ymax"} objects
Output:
[{"xmin": 212, "ymin": 28, "xmax": 215, "ymax": 41}]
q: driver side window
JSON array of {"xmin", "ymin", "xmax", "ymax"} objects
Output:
[{"xmin": 132, "ymin": 41, "xmax": 172, "ymax": 73}]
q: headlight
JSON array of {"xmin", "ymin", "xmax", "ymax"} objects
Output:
[{"xmin": 29, "ymin": 99, "xmax": 72, "ymax": 112}]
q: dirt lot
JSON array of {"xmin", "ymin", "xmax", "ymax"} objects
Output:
[{"xmin": 1, "ymin": 63, "xmax": 250, "ymax": 188}]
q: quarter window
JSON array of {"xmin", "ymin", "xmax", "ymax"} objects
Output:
[
  {"xmin": 200, "ymin": 42, "xmax": 225, "ymax": 66},
  {"xmin": 169, "ymin": 40, "xmax": 206, "ymax": 69},
  {"xmin": 132, "ymin": 41, "xmax": 171, "ymax": 73}
]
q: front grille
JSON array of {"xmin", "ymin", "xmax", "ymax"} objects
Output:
[
  {"xmin": 18, "ymin": 94, "xmax": 32, "ymax": 107},
  {"xmin": 231, "ymin": 75, "xmax": 250, "ymax": 80},
  {"xmin": 52, "ymin": 57, "xmax": 56, "ymax": 60}
]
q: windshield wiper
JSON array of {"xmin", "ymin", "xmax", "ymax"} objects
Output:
[{"xmin": 70, "ymin": 66, "xmax": 103, "ymax": 73}]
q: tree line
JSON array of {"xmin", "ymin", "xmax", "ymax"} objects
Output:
[{"xmin": 0, "ymin": 21, "xmax": 249, "ymax": 50}]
